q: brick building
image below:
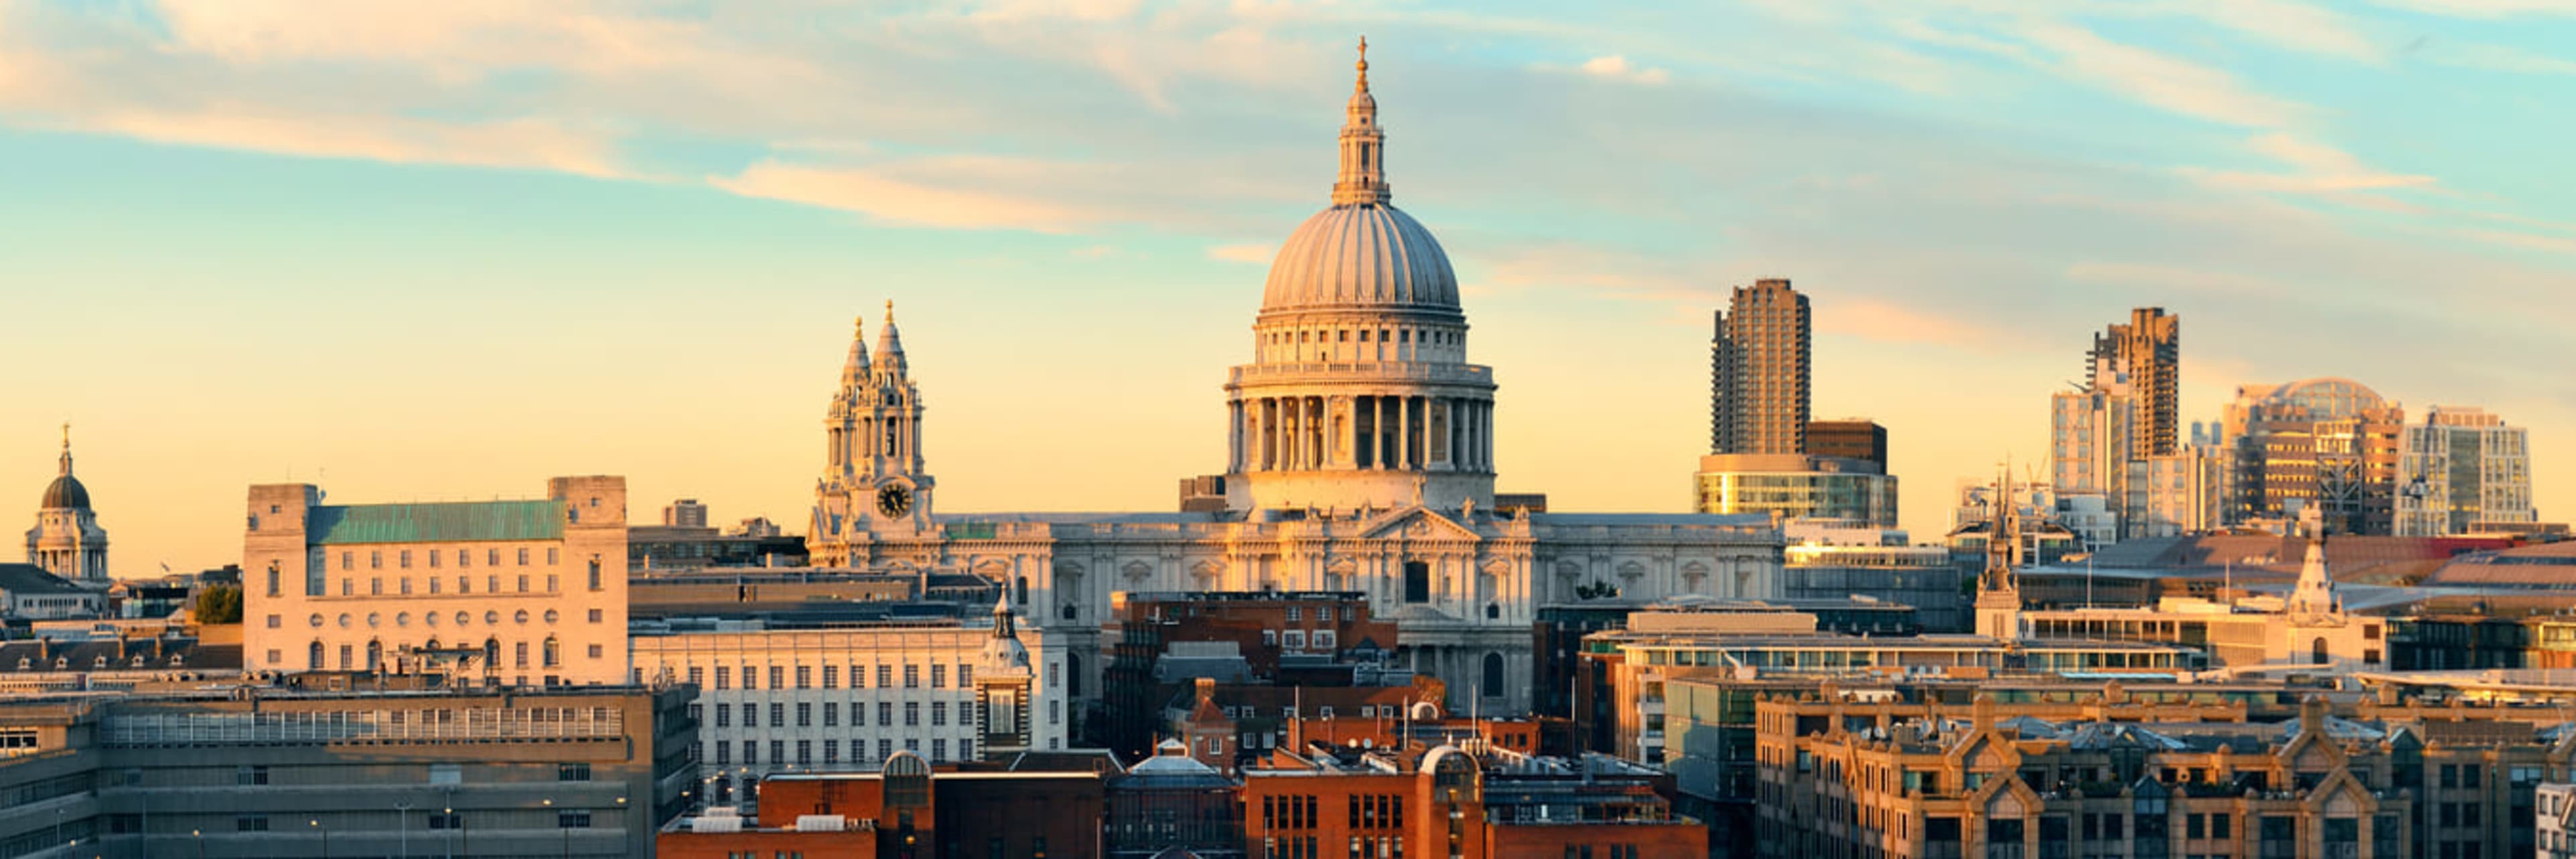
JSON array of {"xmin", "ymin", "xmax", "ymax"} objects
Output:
[
  {"xmin": 1243, "ymin": 740, "xmax": 1705, "ymax": 859},
  {"xmin": 659, "ymin": 753, "xmax": 1106, "ymax": 859}
]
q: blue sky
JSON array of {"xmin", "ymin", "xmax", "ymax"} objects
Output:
[{"xmin": 1, "ymin": 0, "xmax": 2571, "ymax": 571}]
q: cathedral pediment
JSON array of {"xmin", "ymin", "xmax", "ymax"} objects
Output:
[{"xmin": 1358, "ymin": 507, "xmax": 1481, "ymax": 542}]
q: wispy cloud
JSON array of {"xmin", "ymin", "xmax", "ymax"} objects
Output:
[
  {"xmin": 1534, "ymin": 55, "xmax": 1673, "ymax": 85},
  {"xmin": 710, "ymin": 158, "xmax": 1118, "ymax": 234},
  {"xmin": 2178, "ymin": 133, "xmax": 2436, "ymax": 197},
  {"xmin": 2426, "ymin": 41, "xmax": 2576, "ymax": 74},
  {"xmin": 1205, "ymin": 243, "xmax": 1274, "ymax": 264},
  {"xmin": 2370, "ymin": 0, "xmax": 2576, "ymax": 17},
  {"xmin": 2014, "ymin": 20, "xmax": 2310, "ymax": 128}
]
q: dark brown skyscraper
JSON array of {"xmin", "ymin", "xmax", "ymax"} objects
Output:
[
  {"xmin": 2087, "ymin": 307, "xmax": 2181, "ymax": 457},
  {"xmin": 1805, "ymin": 419, "xmax": 1888, "ymax": 467},
  {"xmin": 1711, "ymin": 279, "xmax": 1811, "ymax": 455}
]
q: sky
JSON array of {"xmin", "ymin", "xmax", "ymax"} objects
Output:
[{"xmin": 2, "ymin": 0, "xmax": 2571, "ymax": 575}]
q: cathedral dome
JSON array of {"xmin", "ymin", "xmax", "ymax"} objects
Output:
[
  {"xmin": 1260, "ymin": 203, "xmax": 1458, "ymax": 311},
  {"xmin": 1258, "ymin": 37, "xmax": 1458, "ymax": 315},
  {"xmin": 40, "ymin": 474, "xmax": 88, "ymax": 511}
]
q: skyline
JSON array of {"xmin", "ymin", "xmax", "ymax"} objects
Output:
[{"xmin": 5, "ymin": 1, "xmax": 2572, "ymax": 572}]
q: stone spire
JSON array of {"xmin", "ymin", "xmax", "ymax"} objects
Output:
[
  {"xmin": 992, "ymin": 591, "xmax": 1017, "ymax": 640},
  {"xmin": 1974, "ymin": 460, "xmax": 2023, "ymax": 639},
  {"xmin": 873, "ymin": 301, "xmax": 908, "ymax": 379},
  {"xmin": 1332, "ymin": 36, "xmax": 1390, "ymax": 206},
  {"xmin": 841, "ymin": 315, "xmax": 872, "ymax": 389},
  {"xmin": 2288, "ymin": 507, "xmax": 2341, "ymax": 621}
]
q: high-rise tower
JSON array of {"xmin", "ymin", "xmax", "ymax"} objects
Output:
[
  {"xmin": 1222, "ymin": 38, "xmax": 1497, "ymax": 513},
  {"xmin": 2087, "ymin": 307, "xmax": 2180, "ymax": 458},
  {"xmin": 1709, "ymin": 279, "xmax": 1811, "ymax": 456}
]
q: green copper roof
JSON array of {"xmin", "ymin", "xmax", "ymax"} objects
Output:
[{"xmin": 311, "ymin": 500, "xmax": 565, "ymax": 544}]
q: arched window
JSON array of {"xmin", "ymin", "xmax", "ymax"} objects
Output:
[
  {"xmin": 2312, "ymin": 638, "xmax": 2329, "ymax": 665},
  {"xmin": 1403, "ymin": 561, "xmax": 1431, "ymax": 603},
  {"xmin": 309, "ymin": 641, "xmax": 325, "ymax": 670},
  {"xmin": 1060, "ymin": 603, "xmax": 1077, "ymax": 621},
  {"xmin": 543, "ymin": 636, "xmax": 561, "ymax": 668},
  {"xmin": 364, "ymin": 640, "xmax": 382, "ymax": 672},
  {"xmin": 1482, "ymin": 652, "xmax": 1504, "ymax": 697},
  {"xmin": 483, "ymin": 638, "xmax": 500, "ymax": 671},
  {"xmin": 1014, "ymin": 575, "xmax": 1029, "ymax": 605}
]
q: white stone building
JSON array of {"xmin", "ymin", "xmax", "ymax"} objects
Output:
[
  {"xmin": 2395, "ymin": 405, "xmax": 2538, "ymax": 536},
  {"xmin": 632, "ymin": 599, "xmax": 1054, "ymax": 801},
  {"xmin": 241, "ymin": 476, "xmax": 631, "ymax": 686},
  {"xmin": 802, "ymin": 45, "xmax": 1784, "ymax": 716},
  {"xmin": 25, "ymin": 427, "xmax": 108, "ymax": 585}
]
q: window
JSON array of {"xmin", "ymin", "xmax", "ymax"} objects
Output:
[
  {"xmin": 547, "ymin": 548, "xmax": 559, "ymax": 564},
  {"xmin": 589, "ymin": 557, "xmax": 602, "ymax": 591},
  {"xmin": 557, "ymin": 810, "xmax": 590, "ymax": 829},
  {"xmin": 428, "ymin": 812, "xmax": 463, "ymax": 830},
  {"xmin": 542, "ymin": 636, "xmax": 559, "ymax": 668},
  {"xmin": 796, "ymin": 666, "xmax": 812, "ymax": 689},
  {"xmin": 515, "ymin": 641, "xmax": 529, "ymax": 668},
  {"xmin": 822, "ymin": 665, "xmax": 839, "ymax": 689},
  {"xmin": 237, "ymin": 765, "xmax": 269, "ymax": 785},
  {"xmin": 878, "ymin": 665, "xmax": 894, "ymax": 688},
  {"xmin": 558, "ymin": 763, "xmax": 591, "ymax": 781},
  {"xmin": 266, "ymin": 615, "xmax": 282, "ymax": 629},
  {"xmin": 932, "ymin": 664, "xmax": 947, "ymax": 688},
  {"xmin": 588, "ymin": 609, "xmax": 603, "ymax": 623},
  {"xmin": 742, "ymin": 664, "xmax": 759, "ymax": 691},
  {"xmin": 770, "ymin": 703, "xmax": 784, "ymax": 726},
  {"xmin": 400, "ymin": 550, "xmax": 413, "ymax": 568},
  {"xmin": 825, "ymin": 740, "xmax": 841, "ymax": 764},
  {"xmin": 770, "ymin": 666, "xmax": 786, "ymax": 689},
  {"xmin": 714, "ymin": 666, "xmax": 731, "ymax": 690},
  {"xmin": 1403, "ymin": 561, "xmax": 1430, "ymax": 603},
  {"xmin": 824, "ymin": 703, "xmax": 839, "ymax": 727},
  {"xmin": 932, "ymin": 702, "xmax": 947, "ymax": 726},
  {"xmin": 371, "ymin": 551, "xmax": 382, "ymax": 569},
  {"xmin": 428, "ymin": 576, "xmax": 441, "ymax": 595},
  {"xmin": 797, "ymin": 740, "xmax": 812, "ymax": 765},
  {"xmin": 879, "ymin": 702, "xmax": 893, "ymax": 725},
  {"xmin": 588, "ymin": 644, "xmax": 602, "ymax": 658},
  {"xmin": 797, "ymin": 703, "xmax": 812, "ymax": 727},
  {"xmin": 743, "ymin": 740, "xmax": 758, "ymax": 764},
  {"xmin": 235, "ymin": 815, "xmax": 270, "ymax": 831},
  {"xmin": 906, "ymin": 702, "xmax": 920, "ymax": 725},
  {"xmin": 905, "ymin": 664, "xmax": 920, "ymax": 688},
  {"xmin": 547, "ymin": 574, "xmax": 559, "ymax": 593},
  {"xmin": 518, "ymin": 574, "xmax": 531, "ymax": 593},
  {"xmin": 429, "ymin": 551, "xmax": 440, "ymax": 569}
]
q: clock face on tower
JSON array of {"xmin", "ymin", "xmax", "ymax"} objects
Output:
[{"xmin": 875, "ymin": 485, "xmax": 913, "ymax": 518}]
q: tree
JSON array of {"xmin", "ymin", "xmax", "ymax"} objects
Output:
[{"xmin": 193, "ymin": 584, "xmax": 242, "ymax": 624}]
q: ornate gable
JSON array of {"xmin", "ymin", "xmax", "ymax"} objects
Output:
[{"xmin": 1360, "ymin": 507, "xmax": 1481, "ymax": 543}]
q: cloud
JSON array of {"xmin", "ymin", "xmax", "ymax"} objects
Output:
[
  {"xmin": 2458, "ymin": 228, "xmax": 2576, "ymax": 255},
  {"xmin": 2193, "ymin": 0, "xmax": 2383, "ymax": 61},
  {"xmin": 2063, "ymin": 262, "xmax": 2291, "ymax": 297},
  {"xmin": 1815, "ymin": 298, "xmax": 1994, "ymax": 348},
  {"xmin": 2426, "ymin": 42, "xmax": 2576, "ymax": 74},
  {"xmin": 711, "ymin": 158, "xmax": 1120, "ymax": 234},
  {"xmin": 1570, "ymin": 55, "xmax": 1673, "ymax": 85},
  {"xmin": 1205, "ymin": 243, "xmax": 1275, "ymax": 264},
  {"xmin": 2176, "ymin": 134, "xmax": 2434, "ymax": 204},
  {"xmin": 2014, "ymin": 21, "xmax": 2311, "ymax": 128},
  {"xmin": 1069, "ymin": 244, "xmax": 1120, "ymax": 258},
  {"xmin": 2369, "ymin": 0, "xmax": 2576, "ymax": 17}
]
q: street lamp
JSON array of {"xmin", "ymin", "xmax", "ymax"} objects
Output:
[
  {"xmin": 309, "ymin": 819, "xmax": 328, "ymax": 858},
  {"xmin": 543, "ymin": 798, "xmax": 566, "ymax": 858},
  {"xmin": 192, "ymin": 829, "xmax": 205, "ymax": 859},
  {"xmin": 395, "ymin": 801, "xmax": 412, "ymax": 859}
]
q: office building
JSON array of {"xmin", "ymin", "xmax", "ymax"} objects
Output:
[
  {"xmin": 2051, "ymin": 309, "xmax": 2216, "ymax": 541},
  {"xmin": 0, "ymin": 678, "xmax": 692, "ymax": 858},
  {"xmin": 1711, "ymin": 279, "xmax": 1812, "ymax": 456},
  {"xmin": 630, "ymin": 598, "xmax": 1066, "ymax": 805},
  {"xmin": 1694, "ymin": 453, "xmax": 1898, "ymax": 527},
  {"xmin": 663, "ymin": 499, "xmax": 709, "ymax": 529},
  {"xmin": 1804, "ymin": 418, "xmax": 1888, "ymax": 467},
  {"xmin": 25, "ymin": 427, "xmax": 108, "ymax": 585},
  {"xmin": 2395, "ymin": 406, "xmax": 2538, "ymax": 536},
  {"xmin": 2222, "ymin": 378, "xmax": 2406, "ymax": 534},
  {"xmin": 241, "ymin": 476, "xmax": 632, "ymax": 686}
]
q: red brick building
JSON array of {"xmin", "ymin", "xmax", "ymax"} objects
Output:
[
  {"xmin": 1106, "ymin": 591, "xmax": 1403, "ymax": 758},
  {"xmin": 660, "ymin": 750, "xmax": 1106, "ymax": 858},
  {"xmin": 1242, "ymin": 740, "xmax": 1707, "ymax": 859}
]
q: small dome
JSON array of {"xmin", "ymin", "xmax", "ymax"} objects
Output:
[
  {"xmin": 1261, "ymin": 204, "xmax": 1458, "ymax": 312},
  {"xmin": 40, "ymin": 474, "xmax": 88, "ymax": 511}
]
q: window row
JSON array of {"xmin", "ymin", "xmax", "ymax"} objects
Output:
[
  {"xmin": 705, "ymin": 700, "xmax": 968, "ymax": 729},
  {"xmin": 708, "ymin": 736, "xmax": 969, "ymax": 766},
  {"xmin": 294, "ymin": 607, "xmax": 603, "ymax": 628},
  {"xmin": 345, "ymin": 546, "xmax": 556, "ymax": 571}
]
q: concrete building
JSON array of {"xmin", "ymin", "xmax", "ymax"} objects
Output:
[
  {"xmin": 0, "ymin": 678, "xmax": 692, "ymax": 858},
  {"xmin": 663, "ymin": 498, "xmax": 709, "ymax": 529},
  {"xmin": 2395, "ymin": 405, "xmax": 2538, "ymax": 536},
  {"xmin": 1805, "ymin": 418, "xmax": 1888, "ymax": 467},
  {"xmin": 241, "ymin": 476, "xmax": 632, "ymax": 686},
  {"xmin": 1695, "ymin": 453, "xmax": 1898, "ymax": 527},
  {"xmin": 2545, "ymin": 782, "xmax": 2576, "ymax": 859},
  {"xmin": 1951, "ymin": 478, "xmax": 2101, "ymax": 558},
  {"xmin": 1711, "ymin": 279, "xmax": 1812, "ymax": 457},
  {"xmin": 0, "ymin": 563, "xmax": 103, "ymax": 621},
  {"xmin": 2222, "ymin": 378, "xmax": 2406, "ymax": 534},
  {"xmin": 1782, "ymin": 521, "xmax": 1966, "ymax": 632},
  {"xmin": 25, "ymin": 427, "xmax": 107, "ymax": 586},
  {"xmin": 2091, "ymin": 307, "xmax": 2181, "ymax": 458},
  {"xmin": 630, "ymin": 599, "xmax": 1066, "ymax": 805},
  {"xmin": 796, "ymin": 44, "xmax": 1787, "ymax": 717}
]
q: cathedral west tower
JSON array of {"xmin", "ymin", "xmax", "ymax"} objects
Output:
[
  {"xmin": 809, "ymin": 303, "xmax": 937, "ymax": 564},
  {"xmin": 1224, "ymin": 39, "xmax": 1497, "ymax": 513}
]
